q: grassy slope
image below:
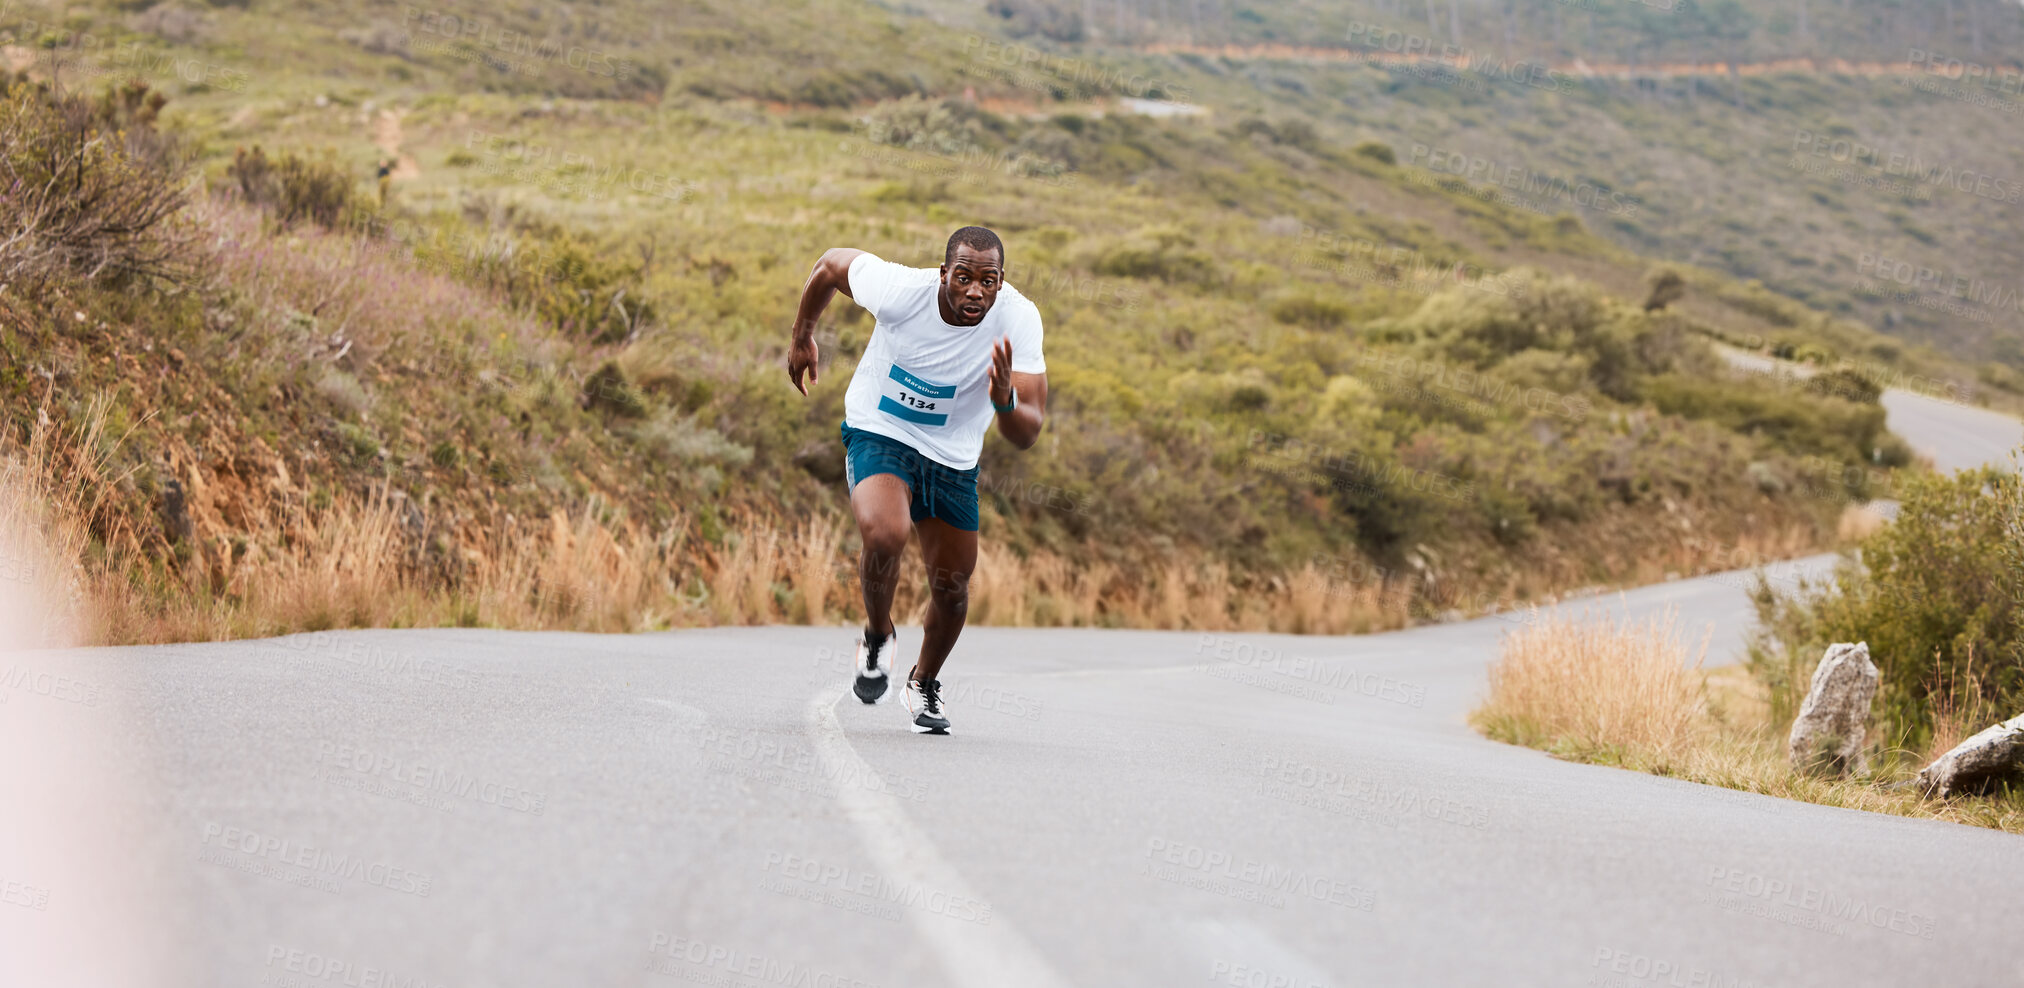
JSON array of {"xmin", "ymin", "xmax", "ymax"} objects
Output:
[
  {"xmin": 914, "ymin": 0, "xmax": 2024, "ymax": 377},
  {"xmin": 0, "ymin": 0, "xmax": 1986, "ymax": 641}
]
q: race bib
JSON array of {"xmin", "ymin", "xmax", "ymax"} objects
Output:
[{"xmin": 879, "ymin": 364, "xmax": 955, "ymax": 427}]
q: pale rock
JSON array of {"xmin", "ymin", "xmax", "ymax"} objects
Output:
[{"xmin": 1786, "ymin": 642, "xmax": 1878, "ymax": 776}]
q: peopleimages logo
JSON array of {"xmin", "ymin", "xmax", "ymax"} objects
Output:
[
  {"xmin": 1342, "ymin": 23, "xmax": 1564, "ymax": 92},
  {"xmin": 1193, "ymin": 634, "xmax": 1428, "ymax": 707},
  {"xmin": 1143, "ymin": 837, "xmax": 1375, "ymax": 910},
  {"xmin": 1906, "ymin": 48, "xmax": 2024, "ymax": 97},
  {"xmin": 1590, "ymin": 947, "xmax": 1762, "ymax": 988},
  {"xmin": 1407, "ymin": 144, "xmax": 1640, "ymax": 216},
  {"xmin": 759, "ymin": 852, "xmax": 991, "ymax": 924},
  {"xmin": 463, "ymin": 130, "xmax": 692, "ymax": 201},
  {"xmin": 1792, "ymin": 129, "xmax": 2022, "ymax": 205},
  {"xmin": 263, "ymin": 945, "xmax": 445, "ymax": 988},
  {"xmin": 1855, "ymin": 251, "xmax": 2024, "ymax": 318},
  {"xmin": 1341, "ymin": 352, "xmax": 1593, "ymax": 423},
  {"xmin": 1704, "ymin": 866, "xmax": 1935, "ymax": 939},
  {"xmin": 0, "ymin": 665, "xmax": 100, "ymax": 705},
  {"xmin": 200, "ymin": 823, "xmax": 433, "ymax": 897},
  {"xmin": 961, "ymin": 35, "xmax": 1192, "ymax": 103},
  {"xmin": 403, "ymin": 6, "xmax": 636, "ymax": 79},
  {"xmin": 645, "ymin": 933, "xmax": 879, "ymax": 988},
  {"xmin": 1246, "ymin": 430, "xmax": 1478, "ymax": 504},
  {"xmin": 312, "ymin": 741, "xmax": 547, "ymax": 814},
  {"xmin": 1291, "ymin": 224, "xmax": 1529, "ymax": 299}
]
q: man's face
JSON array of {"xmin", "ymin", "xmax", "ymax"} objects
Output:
[{"xmin": 939, "ymin": 244, "xmax": 1003, "ymax": 327}]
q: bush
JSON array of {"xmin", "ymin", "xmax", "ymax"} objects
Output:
[
  {"xmin": 1641, "ymin": 373, "xmax": 1885, "ymax": 464},
  {"xmin": 1268, "ymin": 293, "xmax": 1349, "ymax": 329},
  {"xmin": 0, "ymin": 80, "xmax": 190, "ymax": 287},
  {"xmin": 1806, "ymin": 368, "xmax": 1882, "ymax": 405},
  {"xmin": 1751, "ymin": 463, "xmax": 2024, "ymax": 756},
  {"xmin": 583, "ymin": 362, "xmax": 648, "ymax": 419},
  {"xmin": 1642, "ymin": 266, "xmax": 1685, "ymax": 312},
  {"xmin": 863, "ymin": 96, "xmax": 987, "ymax": 155},
  {"xmin": 228, "ymin": 145, "xmax": 357, "ymax": 229},
  {"xmin": 517, "ymin": 234, "xmax": 654, "ymax": 344},
  {"xmin": 1089, "ymin": 226, "xmax": 1217, "ymax": 285},
  {"xmin": 1718, "ymin": 280, "xmax": 1800, "ymax": 327},
  {"xmin": 1351, "ymin": 140, "xmax": 1396, "ymax": 165}
]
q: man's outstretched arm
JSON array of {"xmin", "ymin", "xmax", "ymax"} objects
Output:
[
  {"xmin": 788, "ymin": 247, "xmax": 865, "ymax": 396},
  {"xmin": 986, "ymin": 338, "xmax": 1047, "ymax": 450}
]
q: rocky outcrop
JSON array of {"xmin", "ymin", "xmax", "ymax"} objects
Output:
[
  {"xmin": 1917, "ymin": 714, "xmax": 2024, "ymax": 798},
  {"xmin": 1786, "ymin": 642, "xmax": 1878, "ymax": 776}
]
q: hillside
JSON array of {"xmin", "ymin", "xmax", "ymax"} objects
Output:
[
  {"xmin": 13, "ymin": 0, "xmax": 2019, "ymax": 368},
  {"xmin": 0, "ymin": 0, "xmax": 1998, "ymax": 644},
  {"xmin": 916, "ymin": 0, "xmax": 2024, "ymax": 372}
]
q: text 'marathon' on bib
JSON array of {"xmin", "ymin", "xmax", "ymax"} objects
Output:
[{"xmin": 879, "ymin": 364, "xmax": 956, "ymax": 427}]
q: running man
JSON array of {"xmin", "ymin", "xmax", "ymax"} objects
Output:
[{"xmin": 786, "ymin": 227, "xmax": 1047, "ymax": 735}]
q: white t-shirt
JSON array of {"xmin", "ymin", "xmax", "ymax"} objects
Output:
[{"xmin": 842, "ymin": 253, "xmax": 1046, "ymax": 470}]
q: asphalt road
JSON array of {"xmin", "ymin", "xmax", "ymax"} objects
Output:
[
  {"xmin": 2, "ymin": 384, "xmax": 2018, "ymax": 988},
  {"xmin": 1715, "ymin": 347, "xmax": 2022, "ymax": 474}
]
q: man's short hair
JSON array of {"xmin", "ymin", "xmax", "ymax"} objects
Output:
[{"xmin": 944, "ymin": 226, "xmax": 1005, "ymax": 269}]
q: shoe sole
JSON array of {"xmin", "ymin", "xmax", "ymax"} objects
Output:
[{"xmin": 911, "ymin": 721, "xmax": 949, "ymax": 735}]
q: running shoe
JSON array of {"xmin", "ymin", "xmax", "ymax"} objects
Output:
[
  {"xmin": 902, "ymin": 677, "xmax": 950, "ymax": 735},
  {"xmin": 852, "ymin": 628, "xmax": 896, "ymax": 704}
]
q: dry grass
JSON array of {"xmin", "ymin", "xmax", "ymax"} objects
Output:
[
  {"xmin": 1835, "ymin": 502, "xmax": 1891, "ymax": 543},
  {"xmin": 1475, "ymin": 612, "xmax": 2024, "ymax": 834},
  {"xmin": 788, "ymin": 515, "xmax": 841, "ymax": 625},
  {"xmin": 0, "ymin": 400, "xmax": 111, "ymax": 651},
  {"xmin": 39, "ymin": 475, "xmax": 1777, "ymax": 647},
  {"xmin": 0, "ymin": 367, "xmax": 1837, "ymax": 650},
  {"xmin": 1919, "ymin": 643, "xmax": 2001, "ymax": 767},
  {"xmin": 6, "ymin": 399, "xmax": 1418, "ymax": 643},
  {"xmin": 1474, "ymin": 607, "xmax": 1712, "ymax": 770}
]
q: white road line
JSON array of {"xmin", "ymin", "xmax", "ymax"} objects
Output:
[{"xmin": 805, "ymin": 685, "xmax": 1073, "ymax": 988}]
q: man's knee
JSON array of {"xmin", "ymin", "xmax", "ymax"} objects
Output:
[
  {"xmin": 858, "ymin": 519, "xmax": 910, "ymax": 561},
  {"xmin": 928, "ymin": 568, "xmax": 971, "ymax": 613}
]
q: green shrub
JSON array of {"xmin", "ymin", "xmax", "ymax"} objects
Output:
[
  {"xmin": 1640, "ymin": 373, "xmax": 1885, "ymax": 464},
  {"xmin": 1642, "ymin": 266, "xmax": 1686, "ymax": 312},
  {"xmin": 1089, "ymin": 227, "xmax": 1217, "ymax": 285},
  {"xmin": 228, "ymin": 145, "xmax": 356, "ymax": 228},
  {"xmin": 863, "ymin": 96, "xmax": 988, "ymax": 154},
  {"xmin": 1478, "ymin": 485, "xmax": 1538, "ymax": 545},
  {"xmin": 1806, "ymin": 368, "xmax": 1882, "ymax": 405},
  {"xmin": 1717, "ymin": 280, "xmax": 1801, "ymax": 327},
  {"xmin": 1352, "ymin": 140, "xmax": 1396, "ymax": 165},
  {"xmin": 1751, "ymin": 463, "xmax": 2024, "ymax": 755},
  {"xmin": 1873, "ymin": 433, "xmax": 1914, "ymax": 468},
  {"xmin": 583, "ymin": 361, "xmax": 649, "ymax": 419},
  {"xmin": 422, "ymin": 228, "xmax": 657, "ymax": 344},
  {"xmin": 336, "ymin": 422, "xmax": 381, "ymax": 461},
  {"xmin": 1268, "ymin": 293, "xmax": 1350, "ymax": 329}
]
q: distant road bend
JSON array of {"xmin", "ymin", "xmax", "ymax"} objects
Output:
[{"xmin": 1, "ymin": 383, "xmax": 2020, "ymax": 986}]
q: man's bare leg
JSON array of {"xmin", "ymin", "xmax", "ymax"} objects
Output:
[
  {"xmin": 911, "ymin": 518, "xmax": 978, "ymax": 684},
  {"xmin": 850, "ymin": 474, "xmax": 912, "ymax": 640}
]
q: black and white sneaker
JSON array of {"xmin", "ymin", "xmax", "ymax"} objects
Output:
[
  {"xmin": 902, "ymin": 678, "xmax": 950, "ymax": 735},
  {"xmin": 852, "ymin": 628, "xmax": 896, "ymax": 704}
]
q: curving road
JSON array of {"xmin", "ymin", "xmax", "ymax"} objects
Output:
[
  {"xmin": 2, "ymin": 382, "xmax": 2018, "ymax": 988},
  {"xmin": 1716, "ymin": 347, "xmax": 2023, "ymax": 474}
]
